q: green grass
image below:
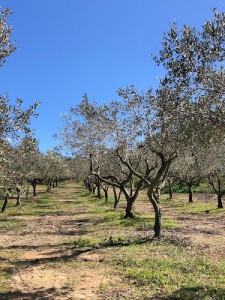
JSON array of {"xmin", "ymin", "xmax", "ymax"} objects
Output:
[
  {"xmin": 0, "ymin": 182, "xmax": 225, "ymax": 299},
  {"xmin": 162, "ymin": 181, "xmax": 215, "ymax": 194},
  {"xmin": 161, "ymin": 195, "xmax": 224, "ymax": 215},
  {"xmin": 109, "ymin": 241, "xmax": 225, "ymax": 299},
  {"xmin": 0, "ymin": 267, "xmax": 12, "ymax": 293}
]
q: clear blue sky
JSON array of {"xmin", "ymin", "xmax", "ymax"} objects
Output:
[{"xmin": 1, "ymin": 0, "xmax": 225, "ymax": 152}]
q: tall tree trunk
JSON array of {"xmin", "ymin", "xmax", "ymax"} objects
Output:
[
  {"xmin": 32, "ymin": 182, "xmax": 37, "ymax": 196},
  {"xmin": 47, "ymin": 179, "xmax": 52, "ymax": 191},
  {"xmin": 16, "ymin": 187, "xmax": 21, "ymax": 206},
  {"xmin": 97, "ymin": 182, "xmax": 101, "ymax": 199},
  {"xmin": 25, "ymin": 188, "xmax": 29, "ymax": 200},
  {"xmin": 217, "ymin": 179, "xmax": 223, "ymax": 209},
  {"xmin": 168, "ymin": 179, "xmax": 173, "ymax": 199},
  {"xmin": 104, "ymin": 189, "xmax": 108, "ymax": 204},
  {"xmin": 148, "ymin": 188, "xmax": 162, "ymax": 237},
  {"xmin": 86, "ymin": 180, "xmax": 92, "ymax": 192},
  {"xmin": 92, "ymin": 186, "xmax": 96, "ymax": 194},
  {"xmin": 113, "ymin": 186, "xmax": 121, "ymax": 209},
  {"xmin": 1, "ymin": 193, "xmax": 9, "ymax": 213},
  {"xmin": 124, "ymin": 197, "xmax": 135, "ymax": 218},
  {"xmin": 188, "ymin": 184, "xmax": 193, "ymax": 203},
  {"xmin": 217, "ymin": 193, "xmax": 223, "ymax": 209},
  {"xmin": 124, "ymin": 193, "xmax": 138, "ymax": 219}
]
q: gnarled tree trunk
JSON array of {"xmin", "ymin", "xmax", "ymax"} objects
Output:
[
  {"xmin": 148, "ymin": 188, "xmax": 162, "ymax": 237},
  {"xmin": 1, "ymin": 193, "xmax": 9, "ymax": 213},
  {"xmin": 188, "ymin": 184, "xmax": 193, "ymax": 203},
  {"xmin": 217, "ymin": 193, "xmax": 223, "ymax": 209},
  {"xmin": 113, "ymin": 186, "xmax": 121, "ymax": 209},
  {"xmin": 124, "ymin": 195, "xmax": 136, "ymax": 218},
  {"xmin": 16, "ymin": 187, "xmax": 21, "ymax": 206}
]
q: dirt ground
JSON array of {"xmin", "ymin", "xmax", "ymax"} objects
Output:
[{"xmin": 0, "ymin": 184, "xmax": 224, "ymax": 299}]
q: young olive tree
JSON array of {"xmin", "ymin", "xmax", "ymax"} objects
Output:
[
  {"xmin": 202, "ymin": 141, "xmax": 225, "ymax": 209},
  {"xmin": 43, "ymin": 151, "xmax": 69, "ymax": 190},
  {"xmin": 170, "ymin": 149, "xmax": 203, "ymax": 203}
]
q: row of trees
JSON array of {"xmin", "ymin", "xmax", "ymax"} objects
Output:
[
  {"xmin": 1, "ymin": 134, "xmax": 89, "ymax": 212},
  {"xmin": 1, "ymin": 7, "xmax": 225, "ymax": 237},
  {"xmin": 0, "ymin": 8, "xmax": 88, "ymax": 211},
  {"xmin": 57, "ymin": 10, "xmax": 225, "ymax": 237},
  {"xmin": 167, "ymin": 142, "xmax": 225, "ymax": 208},
  {"xmin": 0, "ymin": 7, "xmax": 37, "ymax": 210}
]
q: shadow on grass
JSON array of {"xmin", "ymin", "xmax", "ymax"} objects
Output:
[
  {"xmin": 79, "ymin": 192, "xmax": 91, "ymax": 197},
  {"xmin": 156, "ymin": 286, "xmax": 225, "ymax": 300},
  {"xmin": 0, "ymin": 243, "xmax": 63, "ymax": 251},
  {"xmin": 0, "ymin": 287, "xmax": 71, "ymax": 300},
  {"xmin": 13, "ymin": 236, "xmax": 161, "ymax": 269},
  {"xmin": 55, "ymin": 229, "xmax": 89, "ymax": 236},
  {"xmin": 67, "ymin": 217, "xmax": 90, "ymax": 223}
]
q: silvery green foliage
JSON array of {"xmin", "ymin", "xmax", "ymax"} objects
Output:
[
  {"xmin": 0, "ymin": 7, "xmax": 16, "ymax": 67},
  {"xmin": 154, "ymin": 9, "xmax": 225, "ymax": 131},
  {"xmin": 58, "ymin": 86, "xmax": 180, "ymax": 190},
  {"xmin": 0, "ymin": 7, "xmax": 39, "ymax": 189},
  {"xmin": 170, "ymin": 148, "xmax": 203, "ymax": 186},
  {"xmin": 0, "ymin": 95, "xmax": 39, "ymax": 140}
]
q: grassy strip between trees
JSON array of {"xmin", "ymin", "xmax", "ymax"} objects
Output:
[{"xmin": 0, "ymin": 182, "xmax": 225, "ymax": 300}]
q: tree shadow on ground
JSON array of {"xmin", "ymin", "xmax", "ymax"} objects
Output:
[
  {"xmin": 0, "ymin": 287, "xmax": 71, "ymax": 300},
  {"xmin": 153, "ymin": 286, "xmax": 225, "ymax": 300},
  {"xmin": 13, "ymin": 236, "xmax": 159, "ymax": 268},
  {"xmin": 0, "ymin": 243, "xmax": 63, "ymax": 251}
]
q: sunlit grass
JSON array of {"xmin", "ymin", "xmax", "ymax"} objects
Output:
[
  {"xmin": 107, "ymin": 241, "xmax": 225, "ymax": 299},
  {"xmin": 1, "ymin": 182, "xmax": 225, "ymax": 299}
]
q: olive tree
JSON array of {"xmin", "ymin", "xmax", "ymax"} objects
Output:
[
  {"xmin": 0, "ymin": 7, "xmax": 39, "ymax": 210},
  {"xmin": 153, "ymin": 9, "xmax": 225, "ymax": 133},
  {"xmin": 58, "ymin": 92, "xmax": 156, "ymax": 218},
  {"xmin": 58, "ymin": 88, "xmax": 183, "ymax": 237},
  {"xmin": 152, "ymin": 9, "xmax": 225, "ymax": 209},
  {"xmin": 170, "ymin": 149, "xmax": 203, "ymax": 203},
  {"xmin": 58, "ymin": 9, "xmax": 225, "ymax": 237},
  {"xmin": 201, "ymin": 141, "xmax": 225, "ymax": 209}
]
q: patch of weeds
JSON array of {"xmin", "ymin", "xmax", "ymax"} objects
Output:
[
  {"xmin": 119, "ymin": 217, "xmax": 147, "ymax": 228},
  {"xmin": 0, "ymin": 266, "xmax": 13, "ymax": 294},
  {"xmin": 63, "ymin": 279, "xmax": 79, "ymax": 289},
  {"xmin": 99, "ymin": 282, "xmax": 109, "ymax": 292},
  {"xmin": 163, "ymin": 218, "xmax": 180, "ymax": 228},
  {"xmin": 110, "ymin": 242, "xmax": 225, "ymax": 298},
  {"xmin": 136, "ymin": 219, "xmax": 179, "ymax": 232},
  {"xmin": 101, "ymin": 212, "xmax": 120, "ymax": 223},
  {"xmin": 73, "ymin": 237, "xmax": 94, "ymax": 247},
  {"xmin": 171, "ymin": 286, "xmax": 225, "ymax": 300},
  {"xmin": 62, "ymin": 237, "xmax": 97, "ymax": 248},
  {"xmin": 100, "ymin": 235, "xmax": 155, "ymax": 249},
  {"xmin": 0, "ymin": 216, "xmax": 22, "ymax": 233}
]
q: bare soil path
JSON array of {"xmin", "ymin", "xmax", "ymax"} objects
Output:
[{"xmin": 0, "ymin": 184, "xmax": 116, "ymax": 300}]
